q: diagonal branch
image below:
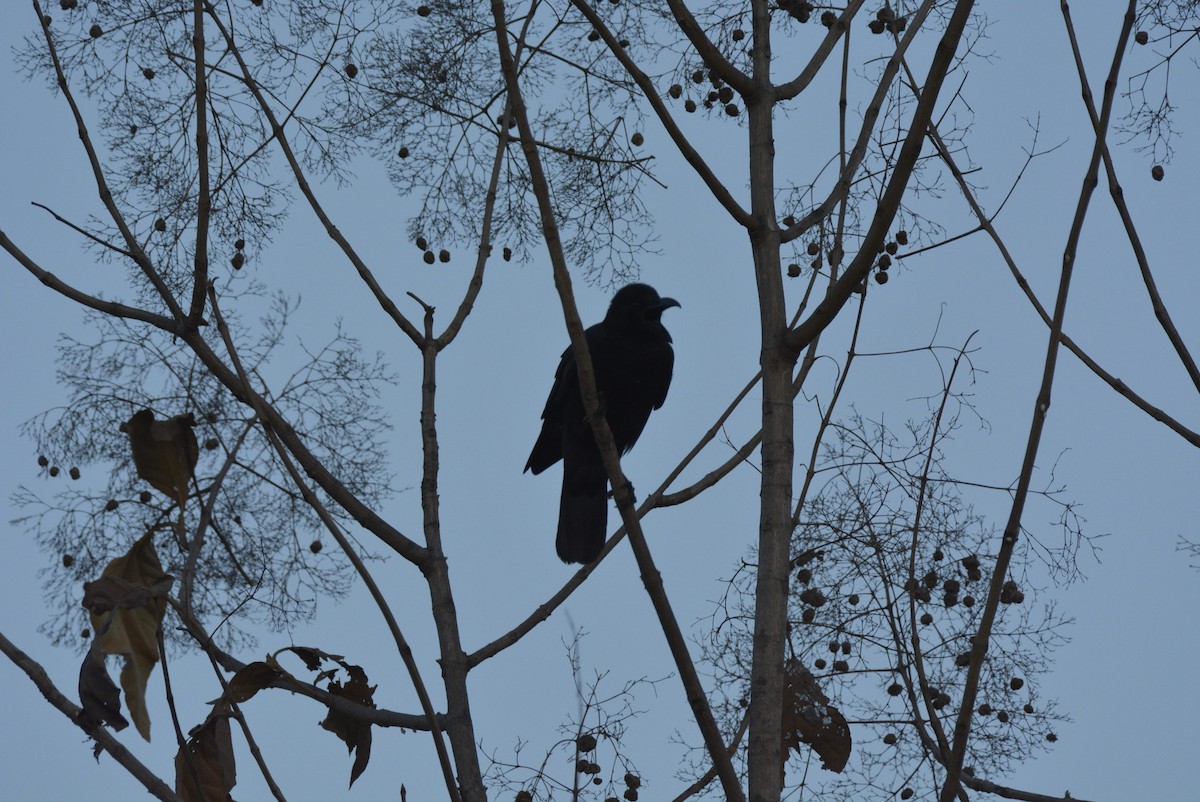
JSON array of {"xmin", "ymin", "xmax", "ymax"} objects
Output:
[
  {"xmin": 208, "ymin": 287, "xmax": 462, "ymax": 802},
  {"xmin": 435, "ymin": 99, "xmax": 511, "ymax": 349},
  {"xmin": 29, "ymin": 202, "xmax": 135, "ymax": 260},
  {"xmin": 775, "ymin": 0, "xmax": 869, "ymax": 101},
  {"xmin": 490, "ymin": 4, "xmax": 745, "ymax": 799},
  {"xmin": 663, "ymin": 0, "xmax": 755, "ymax": 97},
  {"xmin": 0, "ymin": 628, "xmax": 183, "ymax": 802},
  {"xmin": 203, "ymin": 3, "xmax": 424, "ymax": 348},
  {"xmin": 567, "ymin": 0, "xmax": 753, "ymax": 228},
  {"xmin": 29, "ymin": 1, "xmax": 185, "ymax": 322},
  {"xmin": 1062, "ymin": 3, "xmax": 1200, "ymax": 396},
  {"xmin": 938, "ymin": 4, "xmax": 1136, "ymax": 799},
  {"xmin": 2, "ymin": 230, "xmax": 176, "ymax": 330},
  {"xmin": 179, "ymin": 326, "xmax": 427, "ymax": 563},
  {"xmin": 783, "ymin": 0, "xmax": 974, "ymax": 358},
  {"xmin": 926, "ymin": 113, "xmax": 1200, "ymax": 448},
  {"xmin": 780, "ymin": 0, "xmax": 940, "ymax": 244}
]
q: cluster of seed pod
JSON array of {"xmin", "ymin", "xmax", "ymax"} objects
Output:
[
  {"xmin": 664, "ymin": 67, "xmax": 742, "ymax": 117},
  {"xmin": 868, "ymin": 7, "xmax": 907, "ymax": 35}
]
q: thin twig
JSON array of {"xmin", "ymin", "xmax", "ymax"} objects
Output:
[
  {"xmin": 199, "ymin": 649, "xmax": 289, "ymax": 802},
  {"xmin": 939, "ymin": 4, "xmax": 1135, "ymax": 799},
  {"xmin": 207, "ymin": 286, "xmax": 464, "ymax": 802},
  {"xmin": 30, "ymin": 202, "xmax": 135, "ymax": 259},
  {"xmin": 202, "ymin": 3, "xmax": 424, "ymax": 347},
  {"xmin": 490, "ymin": 3, "xmax": 745, "ymax": 799},
  {"xmin": 158, "ymin": 626, "xmax": 205, "ymax": 801}
]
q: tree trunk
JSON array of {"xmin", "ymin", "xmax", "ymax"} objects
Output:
[
  {"xmin": 745, "ymin": 3, "xmax": 797, "ymax": 795},
  {"xmin": 419, "ymin": 341, "xmax": 488, "ymax": 802}
]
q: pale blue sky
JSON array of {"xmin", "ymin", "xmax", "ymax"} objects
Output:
[{"xmin": 2, "ymin": 3, "xmax": 1198, "ymax": 801}]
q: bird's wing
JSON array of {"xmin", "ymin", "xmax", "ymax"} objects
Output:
[
  {"xmin": 525, "ymin": 340, "xmax": 580, "ymax": 474},
  {"xmin": 540, "ymin": 341, "xmax": 577, "ymax": 421},
  {"xmin": 653, "ymin": 345, "xmax": 675, "ymax": 410},
  {"xmin": 526, "ymin": 323, "xmax": 612, "ymax": 474}
]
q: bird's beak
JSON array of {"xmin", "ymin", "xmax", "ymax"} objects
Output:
[{"xmin": 656, "ymin": 297, "xmax": 681, "ymax": 311}]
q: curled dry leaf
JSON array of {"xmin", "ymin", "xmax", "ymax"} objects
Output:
[
  {"xmin": 82, "ymin": 531, "xmax": 173, "ymax": 741},
  {"xmin": 319, "ymin": 663, "xmax": 377, "ymax": 787},
  {"xmin": 78, "ymin": 638, "xmax": 129, "ymax": 733},
  {"xmin": 278, "ymin": 645, "xmax": 342, "ymax": 673},
  {"xmin": 269, "ymin": 646, "xmax": 378, "ymax": 786},
  {"xmin": 83, "ymin": 575, "xmax": 153, "ymax": 613},
  {"xmin": 176, "ymin": 710, "xmax": 237, "ymax": 802},
  {"xmin": 218, "ymin": 661, "xmax": 283, "ymax": 704},
  {"xmin": 121, "ymin": 409, "xmax": 198, "ymax": 508},
  {"xmin": 781, "ymin": 659, "xmax": 851, "ymax": 773}
]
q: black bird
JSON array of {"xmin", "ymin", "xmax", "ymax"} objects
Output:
[{"xmin": 526, "ymin": 283, "xmax": 680, "ymax": 564}]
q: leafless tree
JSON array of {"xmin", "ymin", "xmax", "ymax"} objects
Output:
[{"xmin": 3, "ymin": 1, "xmax": 1198, "ymax": 801}]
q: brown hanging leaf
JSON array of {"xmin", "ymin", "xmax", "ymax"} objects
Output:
[
  {"xmin": 78, "ymin": 638, "xmax": 129, "ymax": 733},
  {"xmin": 121, "ymin": 409, "xmax": 198, "ymax": 507},
  {"xmin": 83, "ymin": 575, "xmax": 153, "ymax": 613},
  {"xmin": 268, "ymin": 647, "xmax": 378, "ymax": 787},
  {"xmin": 319, "ymin": 663, "xmax": 377, "ymax": 787},
  {"xmin": 277, "ymin": 645, "xmax": 340, "ymax": 673},
  {"xmin": 219, "ymin": 661, "xmax": 283, "ymax": 704},
  {"xmin": 176, "ymin": 710, "xmax": 237, "ymax": 802},
  {"xmin": 83, "ymin": 531, "xmax": 173, "ymax": 741},
  {"xmin": 781, "ymin": 659, "xmax": 851, "ymax": 774}
]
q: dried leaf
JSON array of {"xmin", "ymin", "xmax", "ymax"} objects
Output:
[
  {"xmin": 319, "ymin": 663, "xmax": 377, "ymax": 787},
  {"xmin": 219, "ymin": 661, "xmax": 282, "ymax": 704},
  {"xmin": 78, "ymin": 639, "xmax": 129, "ymax": 733},
  {"xmin": 122, "ymin": 409, "xmax": 198, "ymax": 507},
  {"xmin": 269, "ymin": 647, "xmax": 377, "ymax": 787},
  {"xmin": 782, "ymin": 660, "xmax": 851, "ymax": 774},
  {"xmin": 85, "ymin": 532, "xmax": 172, "ymax": 741},
  {"xmin": 83, "ymin": 575, "xmax": 151, "ymax": 613},
  {"xmin": 176, "ymin": 711, "xmax": 236, "ymax": 802},
  {"xmin": 278, "ymin": 645, "xmax": 339, "ymax": 673}
]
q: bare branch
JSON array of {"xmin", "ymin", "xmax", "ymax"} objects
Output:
[
  {"xmin": 939, "ymin": 4, "xmax": 1136, "ymax": 799},
  {"xmin": 0, "ymin": 628, "xmax": 183, "ymax": 802},
  {"xmin": 785, "ymin": 0, "xmax": 976, "ymax": 356},
  {"xmin": 567, "ymin": 0, "xmax": 754, "ymax": 228},
  {"xmin": 202, "ymin": 3, "xmax": 425, "ymax": 347},
  {"xmin": 29, "ymin": 0, "xmax": 185, "ymax": 321},
  {"xmin": 2, "ymin": 229, "xmax": 176, "ymax": 331},
  {"xmin": 208, "ymin": 287, "xmax": 463, "ymax": 802}
]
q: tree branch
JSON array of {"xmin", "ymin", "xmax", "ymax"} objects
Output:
[
  {"xmin": 491, "ymin": 3, "xmax": 745, "ymax": 799},
  {"xmin": 1, "ymin": 230, "xmax": 177, "ymax": 331},
  {"xmin": 202, "ymin": 3, "xmax": 425, "ymax": 348},
  {"xmin": 0, "ymin": 628, "xmax": 183, "ymax": 802},
  {"xmin": 784, "ymin": 0, "xmax": 975, "ymax": 355},
  {"xmin": 567, "ymin": 0, "xmax": 754, "ymax": 228},
  {"xmin": 30, "ymin": 0, "xmax": 185, "ymax": 322},
  {"xmin": 939, "ymin": 4, "xmax": 1135, "ymax": 799},
  {"xmin": 207, "ymin": 287, "xmax": 463, "ymax": 802}
]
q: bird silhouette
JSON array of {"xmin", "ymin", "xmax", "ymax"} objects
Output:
[{"xmin": 526, "ymin": 283, "xmax": 679, "ymax": 563}]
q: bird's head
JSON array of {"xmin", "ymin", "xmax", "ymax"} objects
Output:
[{"xmin": 606, "ymin": 283, "xmax": 681, "ymax": 333}]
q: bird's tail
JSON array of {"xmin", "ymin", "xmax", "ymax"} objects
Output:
[{"xmin": 556, "ymin": 461, "xmax": 608, "ymax": 564}]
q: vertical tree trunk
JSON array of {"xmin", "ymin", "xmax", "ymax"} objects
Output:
[
  {"xmin": 419, "ymin": 340, "xmax": 488, "ymax": 802},
  {"xmin": 745, "ymin": 2, "xmax": 797, "ymax": 796}
]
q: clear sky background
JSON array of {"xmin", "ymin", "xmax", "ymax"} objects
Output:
[{"xmin": 2, "ymin": 3, "xmax": 1199, "ymax": 801}]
